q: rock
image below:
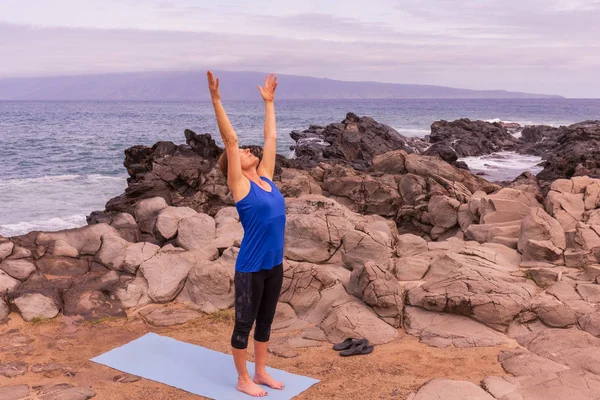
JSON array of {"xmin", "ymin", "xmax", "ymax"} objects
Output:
[
  {"xmin": 0, "ymin": 361, "xmax": 28, "ymax": 378},
  {"xmin": 528, "ymin": 268, "xmax": 559, "ymax": 288},
  {"xmin": 140, "ymin": 249, "xmax": 217, "ymax": 303},
  {"xmin": 584, "ymin": 181, "xmax": 600, "ymax": 210},
  {"xmin": 114, "ymin": 274, "xmax": 152, "ymax": 309},
  {"xmin": 178, "ymin": 252, "xmax": 235, "ymax": 313},
  {"xmin": 577, "ymin": 283, "xmax": 600, "ymax": 303},
  {"xmin": 398, "ymin": 173, "xmax": 427, "ymax": 206},
  {"xmin": 213, "ymin": 207, "xmax": 243, "ymax": 249},
  {"xmin": 423, "ymin": 143, "xmax": 458, "ymax": 164},
  {"xmin": 110, "ymin": 212, "xmax": 140, "ymax": 242},
  {"xmin": 518, "ymin": 208, "xmax": 566, "ymax": 252},
  {"xmin": 429, "ymin": 118, "xmax": 519, "ymax": 157},
  {"xmin": 140, "ymin": 307, "xmax": 202, "ymax": 327},
  {"xmin": 324, "ymin": 171, "xmax": 402, "ymax": 217},
  {"xmin": 34, "ymin": 383, "xmax": 96, "ymax": 400},
  {"xmin": 134, "ymin": 196, "xmax": 169, "ymax": 234},
  {"xmin": 428, "ymin": 195, "xmax": 460, "ymax": 229},
  {"xmin": 0, "ymin": 259, "xmax": 36, "ymax": 281},
  {"xmin": 320, "ymin": 299, "xmax": 399, "ymax": 345},
  {"xmin": 155, "ymin": 206, "xmax": 197, "ymax": 240},
  {"xmin": 47, "ymin": 240, "xmax": 79, "ymax": 258},
  {"xmin": 284, "ymin": 196, "xmax": 356, "ymax": 263},
  {"xmin": 175, "ymin": 213, "xmax": 216, "ymax": 250},
  {"xmin": 545, "ymin": 191, "xmax": 585, "ymax": 230},
  {"xmin": 522, "ymin": 328, "xmax": 600, "ymax": 375},
  {"xmin": 0, "ymin": 241, "xmax": 14, "ymax": 262},
  {"xmin": 404, "ymin": 306, "xmax": 511, "ymax": 348},
  {"xmin": 113, "ymin": 374, "xmax": 142, "ymax": 383},
  {"xmin": 0, "ymin": 298, "xmax": 9, "ymax": 321},
  {"xmin": 477, "ymin": 187, "xmax": 541, "ymax": 224},
  {"xmin": 372, "ymin": 150, "xmax": 407, "ymax": 174},
  {"xmin": 341, "ymin": 230, "xmax": 392, "ymax": 270},
  {"xmin": 95, "ymin": 234, "xmax": 129, "ymax": 271},
  {"xmin": 59, "ymin": 271, "xmax": 125, "ymax": 319},
  {"xmin": 31, "ymin": 362, "xmax": 70, "ymax": 378},
  {"xmin": 348, "ymin": 261, "xmax": 404, "ymax": 327},
  {"xmin": 532, "ymin": 294, "xmax": 577, "ymax": 328},
  {"xmin": 391, "ymin": 255, "xmax": 432, "ymax": 281},
  {"xmin": 407, "ymin": 251, "xmax": 536, "ymax": 330},
  {"xmin": 36, "ymin": 223, "xmax": 121, "ymax": 255},
  {"xmin": 291, "ymin": 113, "xmax": 419, "ymax": 169},
  {"xmin": 396, "ymin": 234, "xmax": 428, "ymax": 257},
  {"xmin": 8, "ymin": 246, "xmax": 31, "ymax": 260},
  {"xmin": 536, "ymin": 121, "xmax": 600, "ymax": 182},
  {"xmin": 11, "ymin": 292, "xmax": 61, "ymax": 322},
  {"xmin": 122, "ymin": 242, "xmax": 160, "ymax": 274},
  {"xmin": 404, "ymin": 153, "xmax": 497, "ymax": 195},
  {"xmin": 410, "ymin": 378, "xmax": 495, "ymax": 400},
  {"xmin": 0, "ymin": 270, "xmax": 21, "ymax": 293},
  {"xmin": 271, "ymin": 303, "xmax": 312, "ymax": 332},
  {"xmin": 36, "ymin": 256, "xmax": 89, "ymax": 277},
  {"xmin": 279, "ymin": 168, "xmax": 323, "ymax": 198},
  {"xmin": 465, "ymin": 221, "xmax": 521, "ymax": 244},
  {"xmin": 500, "ymin": 349, "xmax": 569, "ymax": 376},
  {"xmin": 521, "ymin": 239, "xmax": 564, "ymax": 264},
  {"xmin": 0, "ymin": 385, "xmax": 29, "ymax": 400}
]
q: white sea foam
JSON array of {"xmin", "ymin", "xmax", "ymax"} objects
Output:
[
  {"xmin": 0, "ymin": 173, "xmax": 128, "ymax": 237},
  {"xmin": 0, "ymin": 214, "xmax": 87, "ymax": 237},
  {"xmin": 459, "ymin": 151, "xmax": 543, "ymax": 182},
  {"xmin": 393, "ymin": 128, "xmax": 431, "ymax": 138}
]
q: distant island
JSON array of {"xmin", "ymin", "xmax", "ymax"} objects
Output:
[{"xmin": 0, "ymin": 70, "xmax": 563, "ymax": 100}]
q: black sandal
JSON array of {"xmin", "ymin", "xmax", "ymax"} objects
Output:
[
  {"xmin": 339, "ymin": 341, "xmax": 374, "ymax": 356},
  {"xmin": 333, "ymin": 338, "xmax": 363, "ymax": 351}
]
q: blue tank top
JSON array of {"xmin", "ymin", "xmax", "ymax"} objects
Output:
[{"xmin": 235, "ymin": 176, "xmax": 286, "ymax": 273}]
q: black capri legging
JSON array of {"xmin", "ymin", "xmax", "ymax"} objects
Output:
[{"xmin": 231, "ymin": 264, "xmax": 284, "ymax": 350}]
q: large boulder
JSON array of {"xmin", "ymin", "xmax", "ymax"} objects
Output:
[
  {"xmin": 11, "ymin": 292, "xmax": 61, "ymax": 322},
  {"xmin": 95, "ymin": 234, "xmax": 130, "ymax": 271},
  {"xmin": 155, "ymin": 206, "xmax": 197, "ymax": 240},
  {"xmin": 177, "ymin": 248, "xmax": 236, "ymax": 313},
  {"xmin": 0, "ymin": 270, "xmax": 21, "ymax": 293},
  {"xmin": 428, "ymin": 195, "xmax": 460, "ymax": 230},
  {"xmin": 134, "ymin": 197, "xmax": 169, "ymax": 234},
  {"xmin": 35, "ymin": 223, "xmax": 121, "ymax": 255},
  {"xmin": 0, "ymin": 259, "xmax": 36, "ymax": 281},
  {"xmin": 0, "ymin": 240, "xmax": 14, "ymax": 262},
  {"xmin": 348, "ymin": 261, "xmax": 404, "ymax": 327},
  {"xmin": 140, "ymin": 247, "xmax": 218, "ymax": 303},
  {"xmin": 175, "ymin": 213, "xmax": 217, "ymax": 250},
  {"xmin": 122, "ymin": 242, "xmax": 160, "ymax": 274},
  {"xmin": 405, "ymin": 306, "xmax": 511, "ymax": 348},
  {"xmin": 407, "ymin": 250, "xmax": 536, "ymax": 330},
  {"xmin": 284, "ymin": 196, "xmax": 357, "ymax": 263},
  {"xmin": 518, "ymin": 208, "xmax": 566, "ymax": 253},
  {"xmin": 341, "ymin": 230, "xmax": 393, "ymax": 270}
]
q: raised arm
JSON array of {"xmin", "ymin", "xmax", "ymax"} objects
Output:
[
  {"xmin": 257, "ymin": 74, "xmax": 278, "ymax": 180},
  {"xmin": 207, "ymin": 70, "xmax": 249, "ymax": 200}
]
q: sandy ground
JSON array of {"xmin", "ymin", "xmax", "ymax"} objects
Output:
[{"xmin": 0, "ymin": 306, "xmax": 510, "ymax": 400}]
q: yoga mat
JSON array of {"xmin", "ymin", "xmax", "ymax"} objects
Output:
[{"xmin": 91, "ymin": 332, "xmax": 319, "ymax": 399}]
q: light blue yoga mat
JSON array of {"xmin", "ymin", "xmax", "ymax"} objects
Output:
[{"xmin": 91, "ymin": 332, "xmax": 319, "ymax": 399}]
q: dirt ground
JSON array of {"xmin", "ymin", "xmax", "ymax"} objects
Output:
[{"xmin": 0, "ymin": 306, "xmax": 510, "ymax": 400}]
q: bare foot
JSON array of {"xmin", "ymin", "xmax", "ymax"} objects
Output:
[
  {"xmin": 254, "ymin": 371, "xmax": 284, "ymax": 390},
  {"xmin": 237, "ymin": 377, "xmax": 268, "ymax": 397}
]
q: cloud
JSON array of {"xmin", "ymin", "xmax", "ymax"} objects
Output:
[{"xmin": 0, "ymin": 0, "xmax": 599, "ymax": 97}]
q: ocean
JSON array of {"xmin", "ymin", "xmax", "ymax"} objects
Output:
[{"xmin": 1, "ymin": 99, "xmax": 599, "ymax": 237}]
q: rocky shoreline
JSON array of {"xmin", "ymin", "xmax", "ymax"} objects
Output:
[{"xmin": 2, "ymin": 113, "xmax": 600, "ymax": 399}]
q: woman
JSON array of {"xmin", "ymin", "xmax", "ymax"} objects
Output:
[{"xmin": 207, "ymin": 70, "xmax": 286, "ymax": 397}]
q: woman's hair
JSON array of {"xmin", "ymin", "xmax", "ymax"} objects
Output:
[
  {"xmin": 217, "ymin": 146, "xmax": 263, "ymax": 180},
  {"xmin": 218, "ymin": 151, "xmax": 228, "ymax": 179}
]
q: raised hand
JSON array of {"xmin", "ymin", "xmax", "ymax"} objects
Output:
[
  {"xmin": 207, "ymin": 70, "xmax": 221, "ymax": 103},
  {"xmin": 258, "ymin": 73, "xmax": 278, "ymax": 103}
]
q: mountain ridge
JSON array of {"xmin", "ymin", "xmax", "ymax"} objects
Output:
[{"xmin": 0, "ymin": 70, "xmax": 564, "ymax": 100}]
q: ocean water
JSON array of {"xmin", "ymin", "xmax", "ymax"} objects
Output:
[{"xmin": 1, "ymin": 99, "xmax": 599, "ymax": 237}]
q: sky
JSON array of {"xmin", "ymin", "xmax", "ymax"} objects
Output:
[{"xmin": 0, "ymin": 0, "xmax": 599, "ymax": 97}]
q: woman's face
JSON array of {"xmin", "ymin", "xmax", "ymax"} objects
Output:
[{"xmin": 239, "ymin": 148, "xmax": 259, "ymax": 170}]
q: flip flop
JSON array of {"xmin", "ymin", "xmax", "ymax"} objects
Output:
[
  {"xmin": 333, "ymin": 338, "xmax": 364, "ymax": 351},
  {"xmin": 339, "ymin": 341, "xmax": 374, "ymax": 356}
]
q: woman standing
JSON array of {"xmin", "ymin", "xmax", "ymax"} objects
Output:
[{"xmin": 207, "ymin": 70, "xmax": 286, "ymax": 397}]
